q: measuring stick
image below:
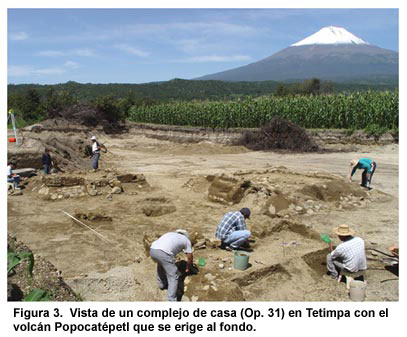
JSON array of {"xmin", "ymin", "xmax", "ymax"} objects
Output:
[{"xmin": 61, "ymin": 210, "xmax": 117, "ymax": 244}]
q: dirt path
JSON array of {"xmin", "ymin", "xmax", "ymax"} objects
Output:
[{"xmin": 7, "ymin": 134, "xmax": 399, "ymax": 301}]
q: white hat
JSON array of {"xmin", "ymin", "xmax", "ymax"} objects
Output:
[
  {"xmin": 350, "ymin": 159, "xmax": 359, "ymax": 167},
  {"xmin": 176, "ymin": 229, "xmax": 189, "ymax": 240},
  {"xmin": 91, "ymin": 136, "xmax": 97, "ymax": 140},
  {"xmin": 333, "ymin": 224, "xmax": 355, "ymax": 236}
]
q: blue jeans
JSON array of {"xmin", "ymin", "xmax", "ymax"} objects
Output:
[
  {"xmin": 223, "ymin": 230, "xmax": 251, "ymax": 249},
  {"xmin": 8, "ymin": 176, "xmax": 20, "ymax": 188},
  {"xmin": 43, "ymin": 164, "xmax": 50, "ymax": 174},
  {"xmin": 92, "ymin": 152, "xmax": 100, "ymax": 169},
  {"xmin": 362, "ymin": 161, "xmax": 377, "ymax": 187}
]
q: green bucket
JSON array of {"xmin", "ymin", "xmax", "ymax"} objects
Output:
[{"xmin": 234, "ymin": 251, "xmax": 250, "ymax": 270}]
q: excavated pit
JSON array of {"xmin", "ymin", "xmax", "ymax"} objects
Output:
[
  {"xmin": 302, "ymin": 248, "xmax": 331, "ymax": 278},
  {"xmin": 232, "ymin": 264, "xmax": 291, "ymax": 287},
  {"xmin": 7, "ymin": 124, "xmax": 398, "ymax": 301}
]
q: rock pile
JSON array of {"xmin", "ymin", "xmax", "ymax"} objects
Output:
[{"xmin": 32, "ymin": 172, "xmax": 149, "ymax": 201}]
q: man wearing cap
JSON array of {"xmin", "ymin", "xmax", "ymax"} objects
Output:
[
  {"xmin": 215, "ymin": 208, "xmax": 252, "ymax": 252},
  {"xmin": 349, "ymin": 158, "xmax": 377, "ymax": 188},
  {"xmin": 326, "ymin": 224, "xmax": 367, "ymax": 280},
  {"xmin": 150, "ymin": 230, "xmax": 193, "ymax": 301},
  {"xmin": 91, "ymin": 136, "xmax": 102, "ymax": 171}
]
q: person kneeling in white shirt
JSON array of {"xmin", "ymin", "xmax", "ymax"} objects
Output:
[{"xmin": 326, "ymin": 224, "xmax": 367, "ymax": 280}]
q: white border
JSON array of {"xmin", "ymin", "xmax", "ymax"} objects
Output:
[{"xmin": 2, "ymin": 2, "xmax": 403, "ymax": 336}]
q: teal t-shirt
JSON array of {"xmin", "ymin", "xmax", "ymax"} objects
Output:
[{"xmin": 351, "ymin": 158, "xmax": 373, "ymax": 176}]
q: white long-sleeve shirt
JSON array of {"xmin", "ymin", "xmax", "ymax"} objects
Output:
[{"xmin": 331, "ymin": 237, "xmax": 367, "ymax": 272}]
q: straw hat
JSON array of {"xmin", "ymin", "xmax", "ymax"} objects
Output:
[
  {"xmin": 333, "ymin": 224, "xmax": 355, "ymax": 236},
  {"xmin": 350, "ymin": 159, "xmax": 359, "ymax": 167},
  {"xmin": 176, "ymin": 229, "xmax": 190, "ymax": 240}
]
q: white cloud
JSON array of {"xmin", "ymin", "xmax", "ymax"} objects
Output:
[
  {"xmin": 37, "ymin": 50, "xmax": 65, "ymax": 57},
  {"xmin": 64, "ymin": 60, "xmax": 80, "ymax": 69},
  {"xmin": 8, "ymin": 64, "xmax": 66, "ymax": 77},
  {"xmin": 9, "ymin": 32, "xmax": 29, "ymax": 41},
  {"xmin": 33, "ymin": 67, "xmax": 66, "ymax": 75},
  {"xmin": 72, "ymin": 48, "xmax": 96, "ymax": 57},
  {"xmin": 123, "ymin": 22, "xmax": 257, "ymax": 37},
  {"xmin": 61, "ymin": 21, "xmax": 258, "ymax": 43},
  {"xmin": 174, "ymin": 55, "xmax": 252, "ymax": 63},
  {"xmin": 8, "ymin": 65, "xmax": 32, "ymax": 77},
  {"xmin": 36, "ymin": 48, "xmax": 96, "ymax": 57},
  {"xmin": 114, "ymin": 44, "xmax": 150, "ymax": 57}
]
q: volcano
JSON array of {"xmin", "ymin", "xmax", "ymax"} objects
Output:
[{"xmin": 195, "ymin": 26, "xmax": 398, "ymax": 82}]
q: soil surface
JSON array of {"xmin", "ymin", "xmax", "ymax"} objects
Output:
[{"xmin": 7, "ymin": 127, "xmax": 399, "ymax": 301}]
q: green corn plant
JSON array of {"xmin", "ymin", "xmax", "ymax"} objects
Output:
[
  {"xmin": 24, "ymin": 288, "xmax": 51, "ymax": 301},
  {"xmin": 127, "ymin": 90, "xmax": 398, "ymax": 130},
  {"xmin": 7, "ymin": 249, "xmax": 34, "ymax": 279}
]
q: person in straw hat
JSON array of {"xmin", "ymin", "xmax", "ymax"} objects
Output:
[
  {"xmin": 349, "ymin": 158, "xmax": 377, "ymax": 189},
  {"xmin": 150, "ymin": 229, "xmax": 193, "ymax": 301},
  {"xmin": 325, "ymin": 224, "xmax": 367, "ymax": 280}
]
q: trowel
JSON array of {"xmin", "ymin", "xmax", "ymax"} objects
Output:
[{"xmin": 320, "ymin": 233, "xmax": 332, "ymax": 244}]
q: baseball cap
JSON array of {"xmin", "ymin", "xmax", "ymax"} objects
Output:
[{"xmin": 240, "ymin": 207, "xmax": 251, "ymax": 219}]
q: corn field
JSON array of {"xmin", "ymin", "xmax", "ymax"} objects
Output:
[{"xmin": 128, "ymin": 91, "xmax": 398, "ymax": 130}]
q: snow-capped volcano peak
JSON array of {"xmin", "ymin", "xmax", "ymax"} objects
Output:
[{"xmin": 291, "ymin": 26, "xmax": 369, "ymax": 46}]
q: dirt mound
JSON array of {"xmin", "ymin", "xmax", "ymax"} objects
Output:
[
  {"xmin": 302, "ymin": 248, "xmax": 331, "ymax": 278},
  {"xmin": 142, "ymin": 205, "xmax": 176, "ymax": 217},
  {"xmin": 49, "ymin": 104, "xmax": 126, "ymax": 134},
  {"xmin": 239, "ymin": 117, "xmax": 319, "ymax": 152},
  {"xmin": 301, "ymin": 180, "xmax": 367, "ymax": 202},
  {"xmin": 49, "ymin": 103, "xmax": 99, "ymax": 127},
  {"xmin": 264, "ymin": 190, "xmax": 292, "ymax": 216},
  {"xmin": 8, "ymin": 130, "xmax": 92, "ymax": 171},
  {"xmin": 270, "ymin": 220, "xmax": 321, "ymax": 240}
]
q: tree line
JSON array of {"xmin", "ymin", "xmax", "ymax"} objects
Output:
[{"xmin": 7, "ymin": 78, "xmax": 398, "ymax": 127}]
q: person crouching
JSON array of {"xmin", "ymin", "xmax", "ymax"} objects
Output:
[
  {"xmin": 215, "ymin": 208, "xmax": 252, "ymax": 252},
  {"xmin": 326, "ymin": 224, "xmax": 367, "ymax": 280}
]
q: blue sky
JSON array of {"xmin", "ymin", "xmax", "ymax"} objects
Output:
[{"xmin": 8, "ymin": 8, "xmax": 399, "ymax": 84}]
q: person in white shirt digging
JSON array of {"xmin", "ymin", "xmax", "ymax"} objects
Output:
[
  {"xmin": 326, "ymin": 224, "xmax": 367, "ymax": 280},
  {"xmin": 150, "ymin": 230, "xmax": 193, "ymax": 301}
]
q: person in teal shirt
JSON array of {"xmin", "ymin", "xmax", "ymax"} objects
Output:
[{"xmin": 349, "ymin": 158, "xmax": 377, "ymax": 188}]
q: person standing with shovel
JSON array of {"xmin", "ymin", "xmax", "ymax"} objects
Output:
[{"xmin": 90, "ymin": 136, "xmax": 107, "ymax": 172}]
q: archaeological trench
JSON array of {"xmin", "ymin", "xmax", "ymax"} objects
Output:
[{"xmin": 7, "ymin": 119, "xmax": 399, "ymax": 301}]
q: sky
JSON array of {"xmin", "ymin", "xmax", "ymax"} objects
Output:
[{"xmin": 8, "ymin": 8, "xmax": 399, "ymax": 84}]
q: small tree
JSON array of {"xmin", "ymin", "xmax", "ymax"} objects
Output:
[
  {"xmin": 274, "ymin": 83, "xmax": 290, "ymax": 97},
  {"xmin": 93, "ymin": 95, "xmax": 123, "ymax": 123}
]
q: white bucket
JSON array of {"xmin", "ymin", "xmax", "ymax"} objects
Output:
[{"xmin": 349, "ymin": 280, "xmax": 367, "ymax": 301}]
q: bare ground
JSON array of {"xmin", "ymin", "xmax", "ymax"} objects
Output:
[{"xmin": 7, "ymin": 132, "xmax": 399, "ymax": 301}]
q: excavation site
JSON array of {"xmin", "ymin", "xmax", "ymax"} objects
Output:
[{"xmin": 7, "ymin": 119, "xmax": 399, "ymax": 302}]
